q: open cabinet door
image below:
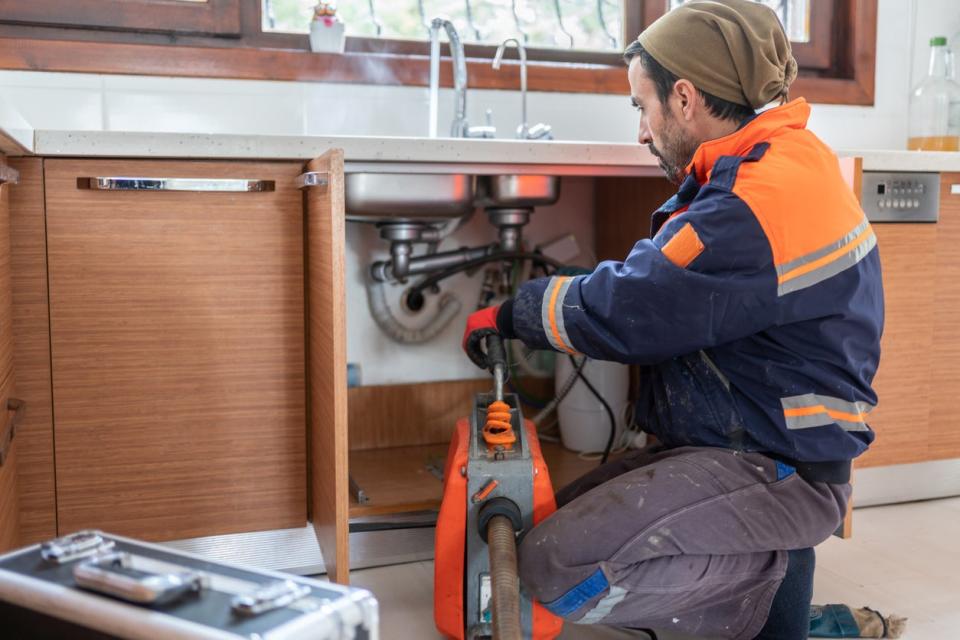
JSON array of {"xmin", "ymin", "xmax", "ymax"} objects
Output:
[
  {"xmin": 302, "ymin": 150, "xmax": 349, "ymax": 583},
  {"xmin": 0, "ymin": 162, "xmax": 20, "ymax": 553}
]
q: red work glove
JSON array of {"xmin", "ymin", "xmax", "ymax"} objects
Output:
[{"xmin": 462, "ymin": 305, "xmax": 501, "ymax": 370}]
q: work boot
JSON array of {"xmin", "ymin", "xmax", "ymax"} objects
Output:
[{"xmin": 752, "ymin": 547, "xmax": 815, "ymax": 640}]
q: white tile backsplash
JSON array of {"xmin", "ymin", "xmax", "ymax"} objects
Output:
[
  {"xmin": 104, "ymin": 88, "xmax": 305, "ymax": 135},
  {"xmin": 0, "ymin": 85, "xmax": 103, "ymax": 131}
]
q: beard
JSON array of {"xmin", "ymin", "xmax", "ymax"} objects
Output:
[{"xmin": 648, "ymin": 114, "xmax": 699, "ymax": 185}]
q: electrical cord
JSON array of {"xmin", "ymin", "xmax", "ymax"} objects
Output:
[
  {"xmin": 568, "ymin": 354, "xmax": 617, "ymax": 465},
  {"xmin": 532, "ymin": 355, "xmax": 586, "ymax": 426}
]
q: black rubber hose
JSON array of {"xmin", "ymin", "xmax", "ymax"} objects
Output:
[
  {"xmin": 568, "ymin": 355, "xmax": 618, "ymax": 465},
  {"xmin": 406, "ymin": 251, "xmax": 562, "ymax": 310}
]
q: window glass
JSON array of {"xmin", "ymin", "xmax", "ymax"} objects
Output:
[
  {"xmin": 263, "ymin": 0, "xmax": 625, "ymax": 51},
  {"xmin": 668, "ymin": 0, "xmax": 810, "ymax": 43}
]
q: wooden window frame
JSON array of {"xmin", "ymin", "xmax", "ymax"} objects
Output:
[
  {"xmin": 0, "ymin": 0, "xmax": 242, "ymax": 37},
  {"xmin": 0, "ymin": 0, "xmax": 876, "ymax": 105}
]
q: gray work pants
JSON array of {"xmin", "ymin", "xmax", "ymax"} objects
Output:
[{"xmin": 518, "ymin": 446, "xmax": 850, "ymax": 639}]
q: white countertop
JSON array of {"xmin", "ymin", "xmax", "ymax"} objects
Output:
[
  {"xmin": 1, "ymin": 126, "xmax": 663, "ymax": 176},
  {"xmin": 836, "ymin": 149, "xmax": 960, "ymax": 173},
  {"xmin": 5, "ymin": 122, "xmax": 960, "ymax": 175}
]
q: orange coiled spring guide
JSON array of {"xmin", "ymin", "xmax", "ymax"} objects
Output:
[{"xmin": 483, "ymin": 400, "xmax": 516, "ymax": 450}]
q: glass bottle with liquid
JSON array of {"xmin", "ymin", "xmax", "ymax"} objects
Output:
[{"xmin": 908, "ymin": 37, "xmax": 960, "ymax": 151}]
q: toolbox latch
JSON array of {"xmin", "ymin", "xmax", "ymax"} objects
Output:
[
  {"xmin": 231, "ymin": 579, "xmax": 312, "ymax": 617},
  {"xmin": 41, "ymin": 530, "xmax": 115, "ymax": 565}
]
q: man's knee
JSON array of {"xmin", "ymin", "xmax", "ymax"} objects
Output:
[
  {"xmin": 517, "ymin": 527, "xmax": 558, "ymax": 603},
  {"xmin": 518, "ymin": 526, "xmax": 611, "ymax": 622}
]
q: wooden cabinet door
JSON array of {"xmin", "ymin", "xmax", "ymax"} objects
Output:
[
  {"xmin": 930, "ymin": 173, "xmax": 960, "ymax": 461},
  {"xmin": 0, "ymin": 162, "xmax": 19, "ymax": 552},
  {"xmin": 44, "ymin": 159, "xmax": 307, "ymax": 541},
  {"xmin": 858, "ymin": 222, "xmax": 936, "ymax": 468},
  {"xmin": 7, "ymin": 158, "xmax": 55, "ymax": 545},
  {"xmin": 852, "ymin": 154, "xmax": 935, "ymax": 468},
  {"xmin": 302, "ymin": 151, "xmax": 349, "ymax": 584}
]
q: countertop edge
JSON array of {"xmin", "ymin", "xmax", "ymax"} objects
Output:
[{"xmin": 5, "ymin": 125, "xmax": 960, "ymax": 174}]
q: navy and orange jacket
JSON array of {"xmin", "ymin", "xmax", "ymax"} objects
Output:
[{"xmin": 505, "ymin": 99, "xmax": 883, "ymax": 463}]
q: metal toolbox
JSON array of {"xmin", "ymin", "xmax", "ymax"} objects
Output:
[{"xmin": 0, "ymin": 530, "xmax": 378, "ymax": 640}]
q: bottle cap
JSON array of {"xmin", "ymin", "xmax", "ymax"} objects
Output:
[{"xmin": 931, "ymin": 36, "xmax": 948, "ymax": 46}]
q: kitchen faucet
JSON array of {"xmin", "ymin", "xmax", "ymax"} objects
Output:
[
  {"xmin": 429, "ymin": 18, "xmax": 494, "ymax": 138},
  {"xmin": 492, "ymin": 38, "xmax": 553, "ymax": 140}
]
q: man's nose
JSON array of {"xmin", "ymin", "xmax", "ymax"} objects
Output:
[{"xmin": 638, "ymin": 119, "xmax": 653, "ymax": 145}]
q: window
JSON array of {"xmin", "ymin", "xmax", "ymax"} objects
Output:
[
  {"xmin": 0, "ymin": 0, "xmax": 876, "ymax": 105},
  {"xmin": 263, "ymin": 0, "xmax": 626, "ymax": 53},
  {"xmin": 0, "ymin": 0, "xmax": 241, "ymax": 36},
  {"xmin": 668, "ymin": 0, "xmax": 810, "ymax": 43}
]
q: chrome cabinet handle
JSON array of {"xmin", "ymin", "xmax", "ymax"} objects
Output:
[
  {"xmin": 0, "ymin": 165, "xmax": 20, "ymax": 186},
  {"xmin": 0, "ymin": 398, "xmax": 24, "ymax": 468},
  {"xmin": 73, "ymin": 551, "xmax": 207, "ymax": 605},
  {"xmin": 77, "ymin": 177, "xmax": 275, "ymax": 192},
  {"xmin": 296, "ymin": 171, "xmax": 329, "ymax": 189}
]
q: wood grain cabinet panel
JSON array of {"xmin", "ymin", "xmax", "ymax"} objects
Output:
[
  {"xmin": 930, "ymin": 173, "xmax": 960, "ymax": 461},
  {"xmin": 0, "ymin": 168, "xmax": 18, "ymax": 552},
  {"xmin": 857, "ymin": 222, "xmax": 935, "ymax": 468},
  {"xmin": 303, "ymin": 151, "xmax": 349, "ymax": 584},
  {"xmin": 7, "ymin": 157, "xmax": 55, "ymax": 544},
  {"xmin": 0, "ymin": 433, "xmax": 17, "ymax": 552},
  {"xmin": 44, "ymin": 159, "xmax": 307, "ymax": 541}
]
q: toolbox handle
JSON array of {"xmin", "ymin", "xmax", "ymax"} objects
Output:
[
  {"xmin": 73, "ymin": 551, "xmax": 207, "ymax": 606},
  {"xmin": 0, "ymin": 398, "xmax": 25, "ymax": 468}
]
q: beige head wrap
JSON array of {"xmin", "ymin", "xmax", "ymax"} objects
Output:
[{"xmin": 636, "ymin": 0, "xmax": 798, "ymax": 108}]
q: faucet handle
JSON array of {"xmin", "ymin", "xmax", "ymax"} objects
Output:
[
  {"xmin": 524, "ymin": 123, "xmax": 553, "ymax": 140},
  {"xmin": 466, "ymin": 126, "xmax": 497, "ymax": 139},
  {"xmin": 466, "ymin": 108, "xmax": 497, "ymax": 139}
]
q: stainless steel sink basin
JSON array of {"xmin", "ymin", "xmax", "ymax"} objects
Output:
[
  {"xmin": 345, "ymin": 173, "xmax": 475, "ymax": 222},
  {"xmin": 477, "ymin": 175, "xmax": 561, "ymax": 208}
]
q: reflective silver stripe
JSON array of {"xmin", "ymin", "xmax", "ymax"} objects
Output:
[
  {"xmin": 785, "ymin": 413, "xmax": 871, "ymax": 432},
  {"xmin": 699, "ymin": 350, "xmax": 730, "ymax": 390},
  {"xmin": 541, "ymin": 277, "xmax": 562, "ymax": 351},
  {"xmin": 541, "ymin": 277, "xmax": 567, "ymax": 353},
  {"xmin": 552, "ymin": 276, "xmax": 579, "ymax": 354},
  {"xmin": 781, "ymin": 393, "xmax": 875, "ymax": 432},
  {"xmin": 777, "ymin": 230, "xmax": 876, "ymax": 296},
  {"xmin": 776, "ymin": 218, "xmax": 871, "ymax": 278},
  {"xmin": 580, "ymin": 584, "xmax": 627, "ymax": 624},
  {"xmin": 781, "ymin": 393, "xmax": 876, "ymax": 416}
]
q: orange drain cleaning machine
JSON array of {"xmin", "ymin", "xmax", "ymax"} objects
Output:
[{"xmin": 434, "ymin": 335, "xmax": 564, "ymax": 640}]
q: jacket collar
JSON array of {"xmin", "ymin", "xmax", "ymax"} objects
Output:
[{"xmin": 686, "ymin": 98, "xmax": 811, "ymax": 184}]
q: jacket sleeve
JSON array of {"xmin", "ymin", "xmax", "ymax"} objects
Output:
[{"xmin": 509, "ymin": 186, "xmax": 780, "ymax": 364}]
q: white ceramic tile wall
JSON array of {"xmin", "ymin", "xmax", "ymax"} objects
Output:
[{"xmin": 102, "ymin": 75, "xmax": 306, "ymax": 135}]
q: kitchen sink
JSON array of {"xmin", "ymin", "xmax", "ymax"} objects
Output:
[
  {"xmin": 345, "ymin": 173, "xmax": 475, "ymax": 222},
  {"xmin": 476, "ymin": 175, "xmax": 561, "ymax": 208}
]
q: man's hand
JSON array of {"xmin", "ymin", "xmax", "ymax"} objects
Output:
[{"xmin": 462, "ymin": 305, "xmax": 501, "ymax": 370}]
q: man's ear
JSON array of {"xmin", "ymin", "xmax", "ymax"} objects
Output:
[{"xmin": 672, "ymin": 79, "xmax": 698, "ymax": 122}]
